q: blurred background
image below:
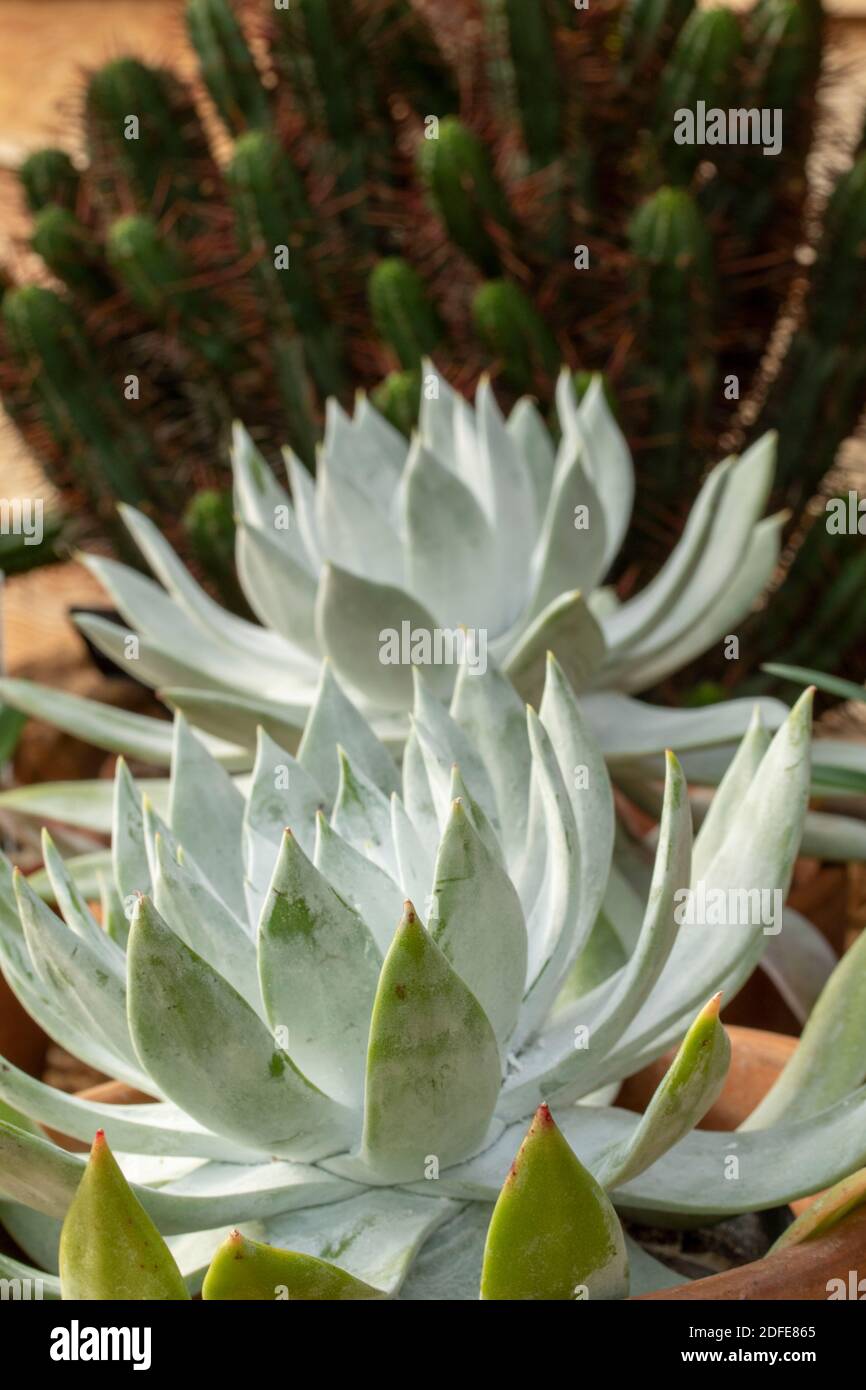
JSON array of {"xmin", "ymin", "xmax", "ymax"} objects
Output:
[{"xmin": 2, "ymin": 0, "xmax": 866, "ymax": 752}]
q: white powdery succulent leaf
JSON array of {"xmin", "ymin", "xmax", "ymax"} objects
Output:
[
  {"xmin": 8, "ymin": 672, "xmax": 866, "ymax": 1294},
  {"xmin": 1, "ymin": 372, "xmax": 832, "ymax": 848}
]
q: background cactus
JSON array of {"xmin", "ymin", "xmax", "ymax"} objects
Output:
[{"xmin": 2, "ymin": 0, "xmax": 865, "ymax": 681}]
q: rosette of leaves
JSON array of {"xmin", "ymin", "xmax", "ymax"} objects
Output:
[
  {"xmin": 4, "ymin": 369, "xmax": 866, "ymax": 872},
  {"xmin": 3, "ymin": 662, "xmax": 866, "ymax": 1298},
  {"xmin": 3, "ymin": 0, "xmax": 866, "ymax": 678}
]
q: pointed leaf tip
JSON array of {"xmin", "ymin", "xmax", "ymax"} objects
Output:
[
  {"xmin": 59, "ymin": 1130, "xmax": 189, "ymax": 1300},
  {"xmin": 481, "ymin": 1106, "xmax": 628, "ymax": 1301},
  {"xmin": 202, "ymin": 1231, "xmax": 384, "ymax": 1301}
]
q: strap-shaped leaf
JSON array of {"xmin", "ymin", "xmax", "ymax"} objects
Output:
[
  {"xmin": 431, "ymin": 799, "xmax": 527, "ymax": 1046},
  {"xmin": 15, "ymin": 870, "xmax": 138, "ymax": 1073},
  {"xmin": 0, "ymin": 1251, "xmax": 60, "ymax": 1300},
  {"xmin": 0, "ymin": 677, "xmax": 198, "ymax": 768},
  {"xmin": 691, "ymin": 706, "xmax": 770, "ymax": 881},
  {"xmin": 331, "ymin": 749, "xmax": 399, "ymax": 880},
  {"xmin": 402, "ymin": 436, "xmax": 499, "ymax": 632},
  {"xmin": 127, "ymin": 897, "xmax": 353, "ymax": 1158},
  {"xmin": 202, "ymin": 1230, "xmax": 384, "ymax": 1300},
  {"xmin": 169, "ymin": 716, "xmax": 247, "ymax": 920},
  {"xmin": 448, "ymin": 764, "xmax": 504, "ymax": 865},
  {"xmin": 283, "ymin": 446, "xmax": 322, "ymax": 569},
  {"xmin": 361, "ymin": 904, "xmax": 500, "ymax": 1181},
  {"xmin": 162, "ymin": 685, "xmax": 310, "ymax": 753},
  {"xmin": 506, "ymin": 396, "xmax": 555, "ymax": 522},
  {"xmin": 390, "ymin": 793, "xmax": 433, "ymax": 908},
  {"xmin": 413, "ymin": 673, "xmax": 499, "ymax": 827},
  {"xmin": 236, "ymin": 520, "xmax": 319, "ymax": 656},
  {"xmin": 742, "ymin": 924, "xmax": 866, "ymax": 1131},
  {"xmin": 515, "ymin": 710, "xmax": 581, "ymax": 1044},
  {"xmin": 475, "ymin": 378, "xmax": 538, "ymax": 632},
  {"xmin": 75, "ymin": 610, "xmax": 243, "ymax": 699},
  {"xmin": 589, "ymin": 690, "xmax": 814, "ymax": 1089},
  {"xmin": 82, "ymin": 552, "xmax": 258, "ymax": 693},
  {"xmin": 499, "ymin": 750, "xmax": 690, "ymax": 1118},
  {"xmin": 600, "ymin": 457, "xmax": 730, "ymax": 654},
  {"xmin": 316, "ymin": 450, "xmax": 403, "ymax": 589},
  {"xmin": 540, "ymin": 651, "xmax": 614, "ymax": 950},
  {"xmin": 525, "ymin": 430, "xmax": 607, "ymax": 624},
  {"xmin": 450, "ymin": 660, "xmax": 531, "ymax": 862},
  {"xmin": 59, "ymin": 1130, "xmax": 189, "ymax": 1300},
  {"xmin": 153, "ymin": 835, "xmax": 261, "ymax": 1008},
  {"xmin": 244, "ymin": 727, "xmax": 325, "ymax": 875},
  {"xmin": 0, "ymin": 1121, "xmax": 356, "ymax": 1236},
  {"xmin": 620, "ymin": 510, "xmax": 784, "ymax": 694},
  {"xmin": 118, "ymin": 498, "xmax": 300, "ymax": 670},
  {"xmin": 232, "ymin": 422, "xmax": 313, "ymax": 572},
  {"xmin": 597, "ymin": 994, "xmax": 730, "ymax": 1189},
  {"xmin": 313, "ymin": 811, "xmax": 404, "ymax": 957},
  {"xmin": 574, "ymin": 374, "xmax": 634, "ymax": 573},
  {"xmin": 580, "ymin": 688, "xmax": 786, "ymax": 763},
  {"xmin": 480, "ymin": 1104, "xmax": 628, "ymax": 1301},
  {"xmin": 259, "ymin": 831, "xmax": 381, "ymax": 1108},
  {"xmin": 401, "ymin": 724, "xmax": 440, "ymax": 854},
  {"xmin": 504, "ymin": 590, "xmax": 605, "ymax": 703},
  {"xmin": 112, "ymin": 758, "xmax": 151, "ymax": 901},
  {"xmin": 40, "ymin": 829, "xmax": 125, "ymax": 979},
  {"xmin": 263, "ymin": 1185, "xmax": 457, "ymax": 1296},
  {"xmin": 0, "ymin": 1053, "xmax": 260, "ymax": 1161},
  {"xmin": 315, "ymin": 563, "xmax": 453, "ymax": 709},
  {"xmin": 769, "ymin": 1165, "xmax": 866, "ymax": 1253},
  {"xmin": 614, "ymin": 435, "xmax": 775, "ymax": 668},
  {"xmin": 297, "ymin": 663, "xmax": 400, "ymax": 802}
]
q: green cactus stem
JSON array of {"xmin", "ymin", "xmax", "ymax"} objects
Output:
[
  {"xmin": 483, "ymin": 0, "xmax": 562, "ymax": 171},
  {"xmin": 106, "ymin": 214, "xmax": 242, "ymax": 379},
  {"xmin": 226, "ymin": 129, "xmax": 345, "ymax": 399},
  {"xmin": 657, "ymin": 9, "xmax": 744, "ymax": 183},
  {"xmin": 472, "ymin": 279, "xmax": 559, "ymax": 393},
  {"xmin": 619, "ymin": 0, "xmax": 696, "ymax": 77},
  {"xmin": 18, "ymin": 148, "xmax": 80, "ymax": 213},
  {"xmin": 628, "ymin": 186, "xmax": 714, "ymax": 477},
  {"xmin": 370, "ymin": 368, "xmax": 422, "ymax": 438},
  {"xmin": 185, "ymin": 0, "xmax": 271, "ymax": 135},
  {"xmin": 368, "ymin": 258, "xmax": 443, "ymax": 371},
  {"xmin": 418, "ymin": 116, "xmax": 515, "ymax": 275},
  {"xmin": 30, "ymin": 206, "xmax": 112, "ymax": 300},
  {"xmin": 1, "ymin": 285, "xmax": 157, "ymax": 515},
  {"xmin": 84, "ymin": 58, "xmax": 218, "ymax": 227}
]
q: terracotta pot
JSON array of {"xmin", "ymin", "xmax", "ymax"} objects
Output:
[
  {"xmin": 616, "ymin": 1025, "xmax": 797, "ymax": 1130},
  {"xmin": 621, "ymin": 1026, "xmax": 866, "ymax": 1300},
  {"xmin": 634, "ymin": 1205, "xmax": 866, "ymax": 1299},
  {"xmin": 0, "ymin": 974, "xmax": 47, "ymax": 1076}
]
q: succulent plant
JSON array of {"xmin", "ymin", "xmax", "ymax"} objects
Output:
[
  {"xmin": 5, "ymin": 369, "xmax": 866, "ymax": 882},
  {"xmin": 3, "ymin": 660, "xmax": 866, "ymax": 1299},
  {"xmin": 3, "ymin": 0, "xmax": 866, "ymax": 676},
  {"xmin": 0, "ymin": 370, "xmax": 781, "ymax": 738}
]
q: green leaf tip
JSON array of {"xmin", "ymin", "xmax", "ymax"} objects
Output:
[
  {"xmin": 770, "ymin": 1165, "xmax": 866, "ymax": 1255},
  {"xmin": 59, "ymin": 1129, "xmax": 189, "ymax": 1300},
  {"xmin": 480, "ymin": 1104, "xmax": 628, "ymax": 1301},
  {"xmin": 202, "ymin": 1230, "xmax": 385, "ymax": 1301}
]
